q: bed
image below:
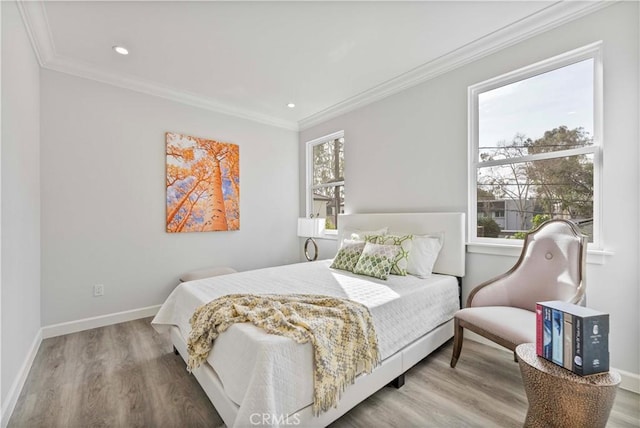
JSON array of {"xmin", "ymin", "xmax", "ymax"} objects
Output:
[{"xmin": 152, "ymin": 212, "xmax": 465, "ymax": 427}]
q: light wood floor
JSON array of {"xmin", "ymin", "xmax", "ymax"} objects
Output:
[{"xmin": 9, "ymin": 318, "xmax": 640, "ymax": 428}]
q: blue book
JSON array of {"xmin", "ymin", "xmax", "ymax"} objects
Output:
[
  {"xmin": 552, "ymin": 309, "xmax": 563, "ymax": 366},
  {"xmin": 543, "ymin": 306, "xmax": 552, "ymax": 360}
]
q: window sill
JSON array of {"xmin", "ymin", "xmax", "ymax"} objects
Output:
[
  {"xmin": 299, "ymin": 231, "xmax": 338, "ymax": 241},
  {"xmin": 466, "ymin": 242, "xmax": 614, "ymax": 265},
  {"xmin": 317, "ymin": 231, "xmax": 338, "ymax": 241}
]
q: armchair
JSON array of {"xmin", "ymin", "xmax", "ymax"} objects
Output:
[{"xmin": 450, "ymin": 219, "xmax": 588, "ymax": 368}]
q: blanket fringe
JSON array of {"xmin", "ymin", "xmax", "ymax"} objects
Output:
[{"xmin": 312, "ymin": 345, "xmax": 380, "ymax": 415}]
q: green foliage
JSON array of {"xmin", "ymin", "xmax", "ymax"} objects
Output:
[
  {"xmin": 532, "ymin": 214, "xmax": 551, "ymax": 229},
  {"xmin": 526, "ymin": 126, "xmax": 593, "ymax": 218},
  {"xmin": 313, "ymin": 138, "xmax": 344, "ymax": 186},
  {"xmin": 312, "ymin": 137, "xmax": 344, "ymax": 230},
  {"xmin": 512, "ymin": 214, "xmax": 553, "ymax": 240},
  {"xmin": 477, "ymin": 216, "xmax": 501, "ymax": 238},
  {"xmin": 325, "ymin": 217, "xmax": 336, "ymax": 230},
  {"xmin": 478, "ymin": 126, "xmax": 593, "ymax": 233}
]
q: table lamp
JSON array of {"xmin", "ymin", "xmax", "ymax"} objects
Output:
[{"xmin": 297, "ymin": 217, "xmax": 325, "ymax": 261}]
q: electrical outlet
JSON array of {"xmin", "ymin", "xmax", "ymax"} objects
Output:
[{"xmin": 94, "ymin": 284, "xmax": 104, "ymax": 297}]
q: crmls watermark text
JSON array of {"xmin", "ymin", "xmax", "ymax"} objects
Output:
[{"xmin": 249, "ymin": 413, "xmax": 301, "ymax": 426}]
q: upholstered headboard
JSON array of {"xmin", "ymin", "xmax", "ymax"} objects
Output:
[{"xmin": 338, "ymin": 212, "xmax": 465, "ymax": 277}]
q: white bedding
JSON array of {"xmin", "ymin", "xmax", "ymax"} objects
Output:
[{"xmin": 152, "ymin": 260, "xmax": 459, "ymax": 427}]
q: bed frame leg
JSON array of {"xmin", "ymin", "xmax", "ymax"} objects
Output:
[
  {"xmin": 388, "ymin": 373, "xmax": 405, "ymax": 389},
  {"xmin": 173, "ymin": 345, "xmax": 180, "ymax": 356}
]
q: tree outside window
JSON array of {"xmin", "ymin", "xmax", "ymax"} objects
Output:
[
  {"xmin": 306, "ymin": 132, "xmax": 345, "ymax": 230},
  {"xmin": 470, "ymin": 45, "xmax": 602, "ymax": 245}
]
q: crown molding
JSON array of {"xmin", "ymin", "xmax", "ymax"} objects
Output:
[
  {"xmin": 16, "ymin": 0, "xmax": 299, "ymax": 131},
  {"xmin": 298, "ymin": 0, "xmax": 617, "ymax": 131},
  {"xmin": 45, "ymin": 54, "xmax": 299, "ymax": 130},
  {"xmin": 17, "ymin": 0, "xmax": 615, "ymax": 133},
  {"xmin": 16, "ymin": 0, "xmax": 56, "ymax": 67}
]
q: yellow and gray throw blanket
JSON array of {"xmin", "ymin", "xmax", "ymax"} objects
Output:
[{"xmin": 187, "ymin": 293, "xmax": 380, "ymax": 414}]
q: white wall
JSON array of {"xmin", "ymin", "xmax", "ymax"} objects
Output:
[
  {"xmin": 40, "ymin": 70, "xmax": 299, "ymax": 326},
  {"xmin": 299, "ymin": 2, "xmax": 640, "ymax": 377},
  {"xmin": 1, "ymin": 0, "xmax": 41, "ymax": 410}
]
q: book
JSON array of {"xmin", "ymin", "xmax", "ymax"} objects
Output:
[
  {"xmin": 574, "ymin": 316, "xmax": 583, "ymax": 374},
  {"xmin": 551, "ymin": 309, "xmax": 563, "ymax": 366},
  {"xmin": 536, "ymin": 303, "xmax": 543, "ymax": 357},
  {"xmin": 538, "ymin": 300, "xmax": 609, "ymax": 376},
  {"xmin": 542, "ymin": 306, "xmax": 552, "ymax": 361},
  {"xmin": 563, "ymin": 313, "xmax": 573, "ymax": 371},
  {"xmin": 580, "ymin": 314, "xmax": 610, "ymax": 375}
]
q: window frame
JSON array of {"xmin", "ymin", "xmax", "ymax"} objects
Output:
[
  {"xmin": 468, "ymin": 41, "xmax": 604, "ymax": 249},
  {"xmin": 305, "ymin": 130, "xmax": 345, "ymax": 236}
]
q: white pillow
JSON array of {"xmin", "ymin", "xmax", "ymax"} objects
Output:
[
  {"xmin": 406, "ymin": 234, "xmax": 443, "ymax": 278},
  {"xmin": 340, "ymin": 227, "xmax": 388, "ymax": 246}
]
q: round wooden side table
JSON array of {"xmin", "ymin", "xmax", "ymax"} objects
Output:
[{"xmin": 516, "ymin": 343, "xmax": 621, "ymax": 428}]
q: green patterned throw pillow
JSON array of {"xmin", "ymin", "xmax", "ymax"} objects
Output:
[
  {"xmin": 353, "ymin": 242, "xmax": 399, "ymax": 280},
  {"xmin": 330, "ymin": 240, "xmax": 366, "ymax": 272},
  {"xmin": 366, "ymin": 234, "xmax": 413, "ymax": 275}
]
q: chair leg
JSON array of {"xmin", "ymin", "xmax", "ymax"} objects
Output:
[{"xmin": 450, "ymin": 318, "xmax": 464, "ymax": 368}]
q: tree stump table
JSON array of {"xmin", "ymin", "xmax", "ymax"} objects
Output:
[{"xmin": 516, "ymin": 343, "xmax": 621, "ymax": 428}]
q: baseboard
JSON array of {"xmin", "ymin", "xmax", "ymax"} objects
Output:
[
  {"xmin": 41, "ymin": 304, "xmax": 161, "ymax": 339},
  {"xmin": 465, "ymin": 334, "xmax": 640, "ymax": 394},
  {"xmin": 616, "ymin": 369, "xmax": 640, "ymax": 394},
  {"xmin": 1, "ymin": 329, "xmax": 43, "ymax": 428}
]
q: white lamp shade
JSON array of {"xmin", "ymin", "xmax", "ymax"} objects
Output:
[{"xmin": 297, "ymin": 218, "xmax": 325, "ymax": 238}]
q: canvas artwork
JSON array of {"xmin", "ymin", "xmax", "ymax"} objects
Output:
[{"xmin": 166, "ymin": 132, "xmax": 239, "ymax": 232}]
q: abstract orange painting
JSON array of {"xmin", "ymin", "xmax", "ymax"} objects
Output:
[{"xmin": 166, "ymin": 132, "xmax": 239, "ymax": 232}]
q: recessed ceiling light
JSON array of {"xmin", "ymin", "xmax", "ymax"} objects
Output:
[
  {"xmin": 113, "ymin": 45, "xmax": 129, "ymax": 55},
  {"xmin": 287, "ymin": 103, "xmax": 296, "ymax": 108}
]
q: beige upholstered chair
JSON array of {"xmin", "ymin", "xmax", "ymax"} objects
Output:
[{"xmin": 450, "ymin": 219, "xmax": 588, "ymax": 368}]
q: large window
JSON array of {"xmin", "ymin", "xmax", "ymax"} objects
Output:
[
  {"xmin": 306, "ymin": 131, "xmax": 345, "ymax": 231},
  {"xmin": 469, "ymin": 43, "xmax": 602, "ymax": 247}
]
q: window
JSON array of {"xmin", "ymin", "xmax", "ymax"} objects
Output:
[
  {"xmin": 306, "ymin": 131, "xmax": 345, "ymax": 232},
  {"xmin": 469, "ymin": 43, "xmax": 602, "ymax": 247}
]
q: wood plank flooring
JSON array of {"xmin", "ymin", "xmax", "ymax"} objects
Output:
[{"xmin": 9, "ymin": 318, "xmax": 639, "ymax": 428}]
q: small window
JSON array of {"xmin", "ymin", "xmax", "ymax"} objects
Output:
[
  {"xmin": 469, "ymin": 43, "xmax": 602, "ymax": 246},
  {"xmin": 305, "ymin": 131, "xmax": 345, "ymax": 231}
]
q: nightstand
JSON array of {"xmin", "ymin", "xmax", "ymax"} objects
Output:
[{"xmin": 516, "ymin": 343, "xmax": 620, "ymax": 428}]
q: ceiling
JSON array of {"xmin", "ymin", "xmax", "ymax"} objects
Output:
[{"xmin": 18, "ymin": 1, "xmax": 609, "ymax": 130}]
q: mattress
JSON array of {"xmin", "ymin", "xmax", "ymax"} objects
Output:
[{"xmin": 152, "ymin": 260, "xmax": 459, "ymax": 426}]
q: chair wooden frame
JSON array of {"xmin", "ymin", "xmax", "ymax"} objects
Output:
[{"xmin": 450, "ymin": 219, "xmax": 588, "ymax": 368}]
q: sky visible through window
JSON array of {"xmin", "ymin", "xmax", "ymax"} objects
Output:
[{"xmin": 479, "ymin": 59, "xmax": 594, "ymax": 150}]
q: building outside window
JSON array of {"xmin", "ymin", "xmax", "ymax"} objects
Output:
[
  {"xmin": 469, "ymin": 43, "xmax": 602, "ymax": 246},
  {"xmin": 305, "ymin": 131, "xmax": 345, "ymax": 231}
]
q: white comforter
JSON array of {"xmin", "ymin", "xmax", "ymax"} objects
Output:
[{"xmin": 152, "ymin": 260, "xmax": 459, "ymax": 427}]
